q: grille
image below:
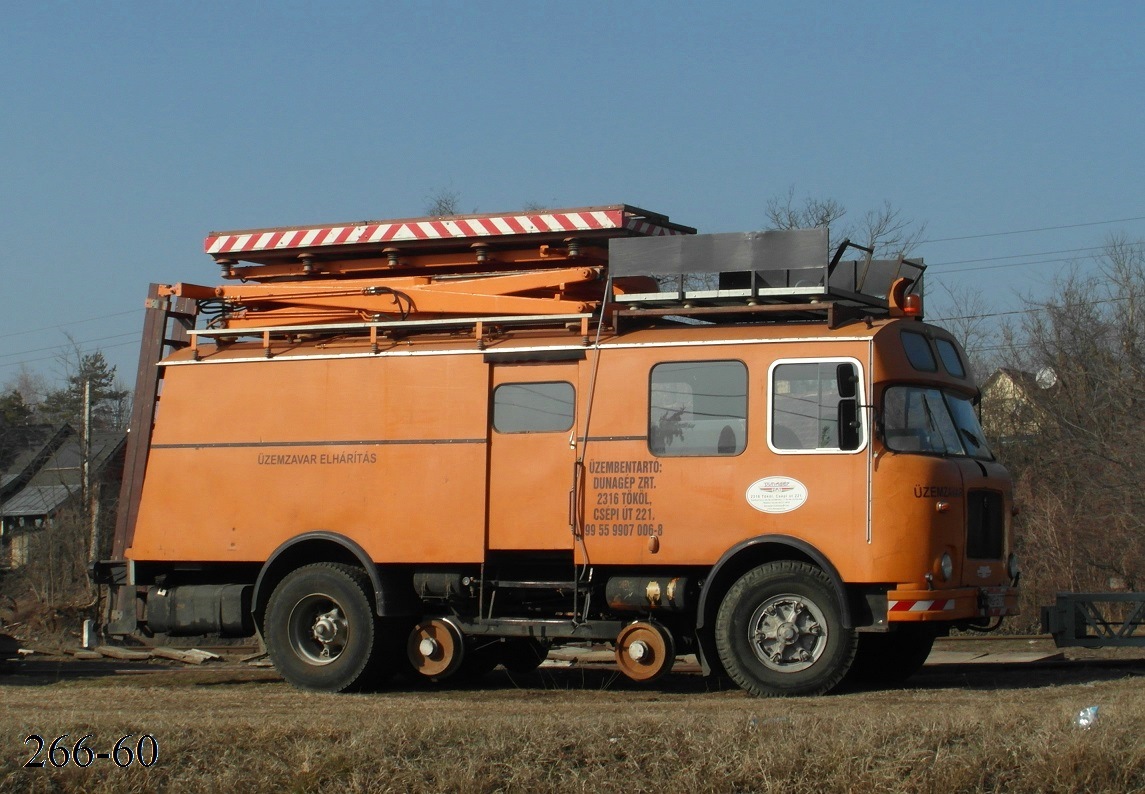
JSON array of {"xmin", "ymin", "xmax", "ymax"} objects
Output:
[{"xmin": 966, "ymin": 490, "xmax": 1005, "ymax": 559}]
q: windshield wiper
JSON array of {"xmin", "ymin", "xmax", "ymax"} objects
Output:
[
  {"xmin": 920, "ymin": 395, "xmax": 945, "ymax": 453},
  {"xmin": 959, "ymin": 427, "xmax": 981, "ymax": 449}
]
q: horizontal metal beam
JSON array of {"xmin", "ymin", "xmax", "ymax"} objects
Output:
[
  {"xmin": 1041, "ymin": 592, "xmax": 1145, "ymax": 647},
  {"xmin": 453, "ymin": 617, "xmax": 624, "ymax": 641},
  {"xmin": 189, "ymin": 313, "xmax": 594, "ymax": 339}
]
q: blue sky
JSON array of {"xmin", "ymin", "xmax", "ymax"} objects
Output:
[{"xmin": 2, "ymin": 1, "xmax": 1143, "ymax": 386}]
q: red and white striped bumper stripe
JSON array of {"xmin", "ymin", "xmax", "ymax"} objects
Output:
[
  {"xmin": 885, "ymin": 585, "xmax": 1020, "ymax": 621},
  {"xmin": 888, "ymin": 599, "xmax": 958, "ymax": 613}
]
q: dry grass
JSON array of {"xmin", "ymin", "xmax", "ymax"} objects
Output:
[{"xmin": 2, "ymin": 661, "xmax": 1144, "ymax": 793}]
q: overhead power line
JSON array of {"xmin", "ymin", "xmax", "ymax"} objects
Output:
[
  {"xmin": 930, "ymin": 292, "xmax": 1136, "ymax": 324},
  {"xmin": 929, "ymin": 255, "xmax": 1097, "ymax": 277},
  {"xmin": 921, "ymin": 214, "xmax": 1145, "ymax": 245},
  {"xmin": 0, "ymin": 308, "xmax": 143, "ymax": 341},
  {"xmin": 928, "ymin": 244, "xmax": 1112, "ymax": 268},
  {"xmin": 0, "ymin": 339, "xmax": 140, "ymax": 371},
  {"xmin": 928, "ymin": 242, "xmax": 1142, "ymax": 277},
  {"xmin": 0, "ymin": 331, "xmax": 140, "ymax": 362}
]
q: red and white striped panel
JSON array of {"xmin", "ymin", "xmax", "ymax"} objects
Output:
[
  {"xmin": 623, "ymin": 217, "xmax": 684, "ymax": 237},
  {"xmin": 205, "ymin": 206, "xmax": 686, "ymax": 257},
  {"xmin": 888, "ymin": 599, "xmax": 958, "ymax": 613}
]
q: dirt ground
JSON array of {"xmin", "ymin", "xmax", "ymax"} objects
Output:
[{"xmin": 2, "ymin": 637, "xmax": 1144, "ymax": 793}]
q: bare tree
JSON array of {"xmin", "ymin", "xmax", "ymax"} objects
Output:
[
  {"xmin": 10, "ymin": 507, "xmax": 94, "ymax": 615},
  {"xmin": 8, "ymin": 365, "xmax": 48, "ymax": 413},
  {"xmin": 765, "ymin": 187, "xmax": 847, "ymax": 233},
  {"xmin": 424, "ymin": 187, "xmax": 462, "ymax": 217},
  {"xmin": 929, "ymin": 283, "xmax": 999, "ymax": 381},
  {"xmin": 986, "ymin": 234, "xmax": 1145, "ymax": 624},
  {"xmin": 855, "ymin": 200, "xmax": 928, "ymax": 259},
  {"xmin": 764, "ymin": 187, "xmax": 927, "ymax": 258}
]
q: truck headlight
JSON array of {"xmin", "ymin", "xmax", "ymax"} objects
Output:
[{"xmin": 940, "ymin": 553, "xmax": 953, "ymax": 582}]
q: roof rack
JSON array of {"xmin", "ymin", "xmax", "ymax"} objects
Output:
[
  {"xmin": 183, "ymin": 313, "xmax": 598, "ymax": 358},
  {"xmin": 173, "ymin": 208, "xmax": 924, "ymax": 337},
  {"xmin": 169, "ymin": 204, "xmax": 694, "ymax": 330},
  {"xmin": 607, "ymin": 229, "xmax": 925, "ymax": 329}
]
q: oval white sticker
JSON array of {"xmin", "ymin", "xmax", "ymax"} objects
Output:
[{"xmin": 746, "ymin": 477, "xmax": 808, "ymax": 514}]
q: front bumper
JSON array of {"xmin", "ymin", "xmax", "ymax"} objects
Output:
[{"xmin": 886, "ymin": 585, "xmax": 1019, "ymax": 622}]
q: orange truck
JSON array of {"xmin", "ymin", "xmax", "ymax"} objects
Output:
[{"xmin": 93, "ymin": 204, "xmax": 1019, "ymax": 695}]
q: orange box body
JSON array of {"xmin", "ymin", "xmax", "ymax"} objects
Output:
[{"xmin": 127, "ymin": 317, "xmax": 1015, "ymax": 623}]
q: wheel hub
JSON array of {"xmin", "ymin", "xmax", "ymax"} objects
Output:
[
  {"xmin": 286, "ymin": 594, "xmax": 351, "ymax": 666},
  {"xmin": 312, "ymin": 609, "xmax": 343, "ymax": 643},
  {"xmin": 614, "ymin": 621, "xmax": 675, "ymax": 682},
  {"xmin": 749, "ymin": 595, "xmax": 828, "ymax": 673},
  {"xmin": 627, "ymin": 640, "xmax": 650, "ymax": 662},
  {"xmin": 407, "ymin": 619, "xmax": 465, "ymax": 678}
]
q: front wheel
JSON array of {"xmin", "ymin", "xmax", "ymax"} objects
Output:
[
  {"xmin": 265, "ymin": 563, "xmax": 379, "ymax": 692},
  {"xmin": 714, "ymin": 561, "xmax": 856, "ymax": 696}
]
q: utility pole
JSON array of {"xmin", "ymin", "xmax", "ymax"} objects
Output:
[{"xmin": 83, "ymin": 379, "xmax": 98, "ymax": 566}]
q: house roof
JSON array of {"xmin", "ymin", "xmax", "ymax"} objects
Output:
[
  {"xmin": 0, "ymin": 424, "xmax": 72, "ymax": 499},
  {"xmin": 24, "ymin": 430, "xmax": 125, "ymax": 488},
  {"xmin": 0, "ymin": 427, "xmax": 125, "ymax": 520},
  {"xmin": 981, "ymin": 367, "xmax": 1038, "ymax": 396},
  {"xmin": 2, "ymin": 484, "xmax": 74, "ymax": 518}
]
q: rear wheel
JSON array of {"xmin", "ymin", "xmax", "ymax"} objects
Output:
[
  {"xmin": 714, "ymin": 561, "xmax": 856, "ymax": 697},
  {"xmin": 265, "ymin": 563, "xmax": 380, "ymax": 692}
]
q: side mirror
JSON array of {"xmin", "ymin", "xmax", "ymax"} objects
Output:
[
  {"xmin": 836, "ymin": 363, "xmax": 858, "ymax": 399},
  {"xmin": 837, "ymin": 400, "xmax": 861, "ymax": 451}
]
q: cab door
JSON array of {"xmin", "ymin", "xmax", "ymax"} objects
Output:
[{"xmin": 486, "ymin": 361, "xmax": 580, "ymax": 551}]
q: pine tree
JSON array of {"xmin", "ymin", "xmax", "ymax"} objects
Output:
[
  {"xmin": 0, "ymin": 387, "xmax": 37, "ymax": 470},
  {"xmin": 39, "ymin": 352, "xmax": 131, "ymax": 430}
]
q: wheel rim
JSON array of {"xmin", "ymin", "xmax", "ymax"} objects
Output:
[
  {"xmin": 287, "ymin": 593, "xmax": 350, "ymax": 666},
  {"xmin": 615, "ymin": 621, "xmax": 675, "ymax": 682},
  {"xmin": 407, "ymin": 619, "xmax": 465, "ymax": 678},
  {"xmin": 747, "ymin": 593, "xmax": 828, "ymax": 673}
]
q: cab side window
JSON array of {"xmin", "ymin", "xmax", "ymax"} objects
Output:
[
  {"xmin": 770, "ymin": 360, "xmax": 863, "ymax": 452},
  {"xmin": 649, "ymin": 361, "xmax": 747, "ymax": 456}
]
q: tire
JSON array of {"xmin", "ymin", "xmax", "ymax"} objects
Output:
[
  {"xmin": 714, "ymin": 561, "xmax": 856, "ymax": 697},
  {"xmin": 498, "ymin": 637, "xmax": 549, "ymax": 674},
  {"xmin": 265, "ymin": 563, "xmax": 380, "ymax": 692},
  {"xmin": 848, "ymin": 625, "xmax": 936, "ymax": 685},
  {"xmin": 458, "ymin": 643, "xmax": 501, "ymax": 680}
]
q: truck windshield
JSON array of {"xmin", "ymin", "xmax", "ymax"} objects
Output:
[{"xmin": 882, "ymin": 386, "xmax": 993, "ymax": 460}]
